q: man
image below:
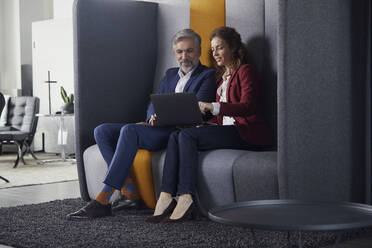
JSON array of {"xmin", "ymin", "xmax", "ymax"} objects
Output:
[{"xmin": 67, "ymin": 29, "xmax": 216, "ymax": 220}]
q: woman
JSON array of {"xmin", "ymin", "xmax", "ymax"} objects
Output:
[{"xmin": 146, "ymin": 26, "xmax": 273, "ymax": 223}]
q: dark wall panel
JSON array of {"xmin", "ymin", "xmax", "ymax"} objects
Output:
[
  {"xmin": 73, "ymin": 0, "xmax": 158, "ymax": 200},
  {"xmin": 278, "ymin": 0, "xmax": 369, "ymax": 202}
]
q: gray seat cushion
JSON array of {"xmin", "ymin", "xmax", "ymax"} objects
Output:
[
  {"xmin": 84, "ymin": 144, "xmax": 278, "ymax": 215},
  {"xmin": 0, "ymin": 131, "xmax": 28, "ymax": 141},
  {"xmin": 152, "ymin": 149, "xmax": 278, "ymax": 215},
  {"xmin": 196, "ymin": 149, "xmax": 254, "ymax": 213},
  {"xmin": 233, "ymin": 151, "xmax": 278, "ymax": 202},
  {"xmin": 83, "ymin": 145, "xmax": 120, "ymax": 202},
  {"xmin": 0, "ymin": 127, "xmax": 18, "ymax": 131}
]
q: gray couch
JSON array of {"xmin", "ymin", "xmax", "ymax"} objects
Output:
[{"xmin": 73, "ymin": 0, "xmax": 371, "ymax": 215}]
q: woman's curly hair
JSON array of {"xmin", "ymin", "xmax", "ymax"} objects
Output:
[{"xmin": 209, "ymin": 26, "xmax": 249, "ymax": 81}]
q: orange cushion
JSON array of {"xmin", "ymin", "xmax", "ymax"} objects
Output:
[
  {"xmin": 190, "ymin": 0, "xmax": 226, "ymax": 67},
  {"xmin": 130, "ymin": 149, "xmax": 156, "ymax": 209}
]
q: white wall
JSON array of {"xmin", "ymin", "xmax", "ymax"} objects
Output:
[
  {"xmin": 20, "ymin": 0, "xmax": 53, "ymax": 65},
  {"xmin": 0, "ymin": 0, "xmax": 3, "ymax": 88},
  {"xmin": 53, "ymin": 0, "xmax": 74, "ymax": 19},
  {"xmin": 32, "ymin": 19, "xmax": 74, "ymax": 115},
  {"xmin": 140, "ymin": 0, "xmax": 190, "ymax": 90},
  {"xmin": 32, "ymin": 18, "xmax": 74, "ymax": 153},
  {"xmin": 0, "ymin": 0, "xmax": 53, "ymax": 94},
  {"xmin": 31, "ymin": 0, "xmax": 75, "ymax": 153},
  {"xmin": 1, "ymin": 0, "xmax": 22, "ymax": 95},
  {"xmin": 31, "ymin": 0, "xmax": 74, "ymax": 115},
  {"xmin": 0, "ymin": 0, "xmax": 74, "ymax": 153}
]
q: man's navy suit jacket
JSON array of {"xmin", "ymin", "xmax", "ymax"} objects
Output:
[{"xmin": 146, "ymin": 63, "xmax": 216, "ymax": 121}]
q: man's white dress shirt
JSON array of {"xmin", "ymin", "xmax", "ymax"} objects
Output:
[{"xmin": 175, "ymin": 66, "xmax": 197, "ymax": 93}]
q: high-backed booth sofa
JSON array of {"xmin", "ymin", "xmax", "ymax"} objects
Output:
[{"xmin": 73, "ymin": 0, "xmax": 371, "ymax": 215}]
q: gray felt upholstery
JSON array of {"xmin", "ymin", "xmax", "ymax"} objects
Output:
[
  {"xmin": 277, "ymin": 0, "xmax": 370, "ymax": 202},
  {"xmin": 83, "ymin": 145, "xmax": 120, "ymax": 201},
  {"xmin": 151, "ymin": 150, "xmax": 277, "ymax": 216},
  {"xmin": 152, "ymin": 150, "xmax": 243, "ymax": 214},
  {"xmin": 73, "ymin": 0, "xmax": 158, "ymax": 199},
  {"xmin": 75, "ymin": 0, "xmax": 371, "ymax": 212},
  {"xmin": 233, "ymin": 152, "xmax": 278, "ymax": 202}
]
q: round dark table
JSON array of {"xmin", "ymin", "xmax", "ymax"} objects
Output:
[{"xmin": 208, "ymin": 200, "xmax": 372, "ymax": 248}]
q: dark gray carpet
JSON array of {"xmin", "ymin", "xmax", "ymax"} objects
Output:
[{"xmin": 0, "ymin": 198, "xmax": 371, "ymax": 248}]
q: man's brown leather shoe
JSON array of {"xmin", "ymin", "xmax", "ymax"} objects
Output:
[{"xmin": 66, "ymin": 200, "xmax": 112, "ymax": 220}]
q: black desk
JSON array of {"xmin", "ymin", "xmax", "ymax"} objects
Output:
[{"xmin": 208, "ymin": 200, "xmax": 372, "ymax": 247}]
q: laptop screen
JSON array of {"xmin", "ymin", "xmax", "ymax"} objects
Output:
[{"xmin": 150, "ymin": 92, "xmax": 203, "ymax": 126}]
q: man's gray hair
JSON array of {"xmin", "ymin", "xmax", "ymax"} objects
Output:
[{"xmin": 172, "ymin": 29, "xmax": 201, "ymax": 49}]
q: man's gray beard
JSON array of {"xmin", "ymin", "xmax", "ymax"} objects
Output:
[
  {"xmin": 180, "ymin": 60, "xmax": 198, "ymax": 74},
  {"xmin": 181, "ymin": 65, "xmax": 194, "ymax": 74}
]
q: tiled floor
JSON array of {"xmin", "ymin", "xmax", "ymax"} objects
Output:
[
  {"xmin": 0, "ymin": 179, "xmax": 371, "ymax": 247},
  {"xmin": 0, "ymin": 180, "xmax": 80, "ymax": 208}
]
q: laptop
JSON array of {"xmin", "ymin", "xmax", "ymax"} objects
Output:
[{"xmin": 150, "ymin": 92, "xmax": 204, "ymax": 126}]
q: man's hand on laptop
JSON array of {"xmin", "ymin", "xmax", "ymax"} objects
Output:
[
  {"xmin": 137, "ymin": 114, "xmax": 157, "ymax": 126},
  {"xmin": 149, "ymin": 114, "xmax": 157, "ymax": 126},
  {"xmin": 198, "ymin": 102, "xmax": 213, "ymax": 115}
]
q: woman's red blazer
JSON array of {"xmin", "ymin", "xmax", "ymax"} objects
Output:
[{"xmin": 209, "ymin": 64, "xmax": 273, "ymax": 146}]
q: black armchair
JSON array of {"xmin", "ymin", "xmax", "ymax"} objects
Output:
[
  {"xmin": 0, "ymin": 93, "xmax": 9, "ymax": 182},
  {"xmin": 0, "ymin": 93, "xmax": 4, "ymax": 116},
  {"xmin": 0, "ymin": 96, "xmax": 40, "ymax": 168}
]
